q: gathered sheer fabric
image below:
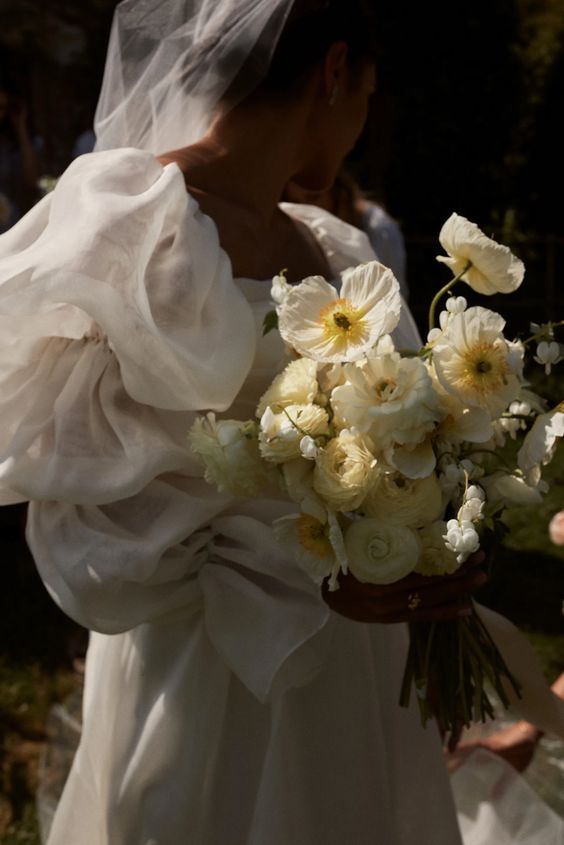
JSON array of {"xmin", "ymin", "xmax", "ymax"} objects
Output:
[{"xmin": 0, "ymin": 149, "xmax": 463, "ymax": 844}]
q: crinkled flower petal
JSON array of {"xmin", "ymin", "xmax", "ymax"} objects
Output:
[
  {"xmin": 277, "ymin": 262, "xmax": 401, "ymax": 363},
  {"xmin": 436, "ymin": 213, "xmax": 524, "ymax": 295}
]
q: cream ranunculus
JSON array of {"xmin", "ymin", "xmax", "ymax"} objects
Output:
[
  {"xmin": 431, "ymin": 306, "xmax": 522, "ymax": 418},
  {"xmin": 415, "ymin": 520, "xmax": 460, "ymax": 576},
  {"xmin": 362, "ymin": 473, "xmax": 443, "ymax": 528},
  {"xmin": 257, "ymin": 358, "xmax": 319, "ymax": 417},
  {"xmin": 437, "ymin": 213, "xmax": 525, "ymax": 295},
  {"xmin": 345, "ymin": 518, "xmax": 420, "ymax": 584},
  {"xmin": 259, "ymin": 403, "xmax": 329, "ymax": 463},
  {"xmin": 331, "ymin": 347, "xmax": 443, "ymax": 472},
  {"xmin": 277, "ymin": 261, "xmax": 401, "ymax": 363},
  {"xmin": 189, "ymin": 413, "xmax": 266, "ymax": 496},
  {"xmin": 312, "ymin": 430, "xmax": 379, "ymax": 512}
]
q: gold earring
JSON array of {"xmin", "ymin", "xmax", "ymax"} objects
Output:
[{"xmin": 328, "ymin": 83, "xmax": 339, "ymax": 106}]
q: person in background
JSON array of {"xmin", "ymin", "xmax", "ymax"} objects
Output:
[
  {"xmin": 284, "ymin": 167, "xmax": 409, "ymax": 299},
  {"xmin": 0, "ymin": 78, "xmax": 41, "ymax": 233}
]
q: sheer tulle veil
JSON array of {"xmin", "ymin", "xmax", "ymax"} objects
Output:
[{"xmin": 94, "ymin": 0, "xmax": 299, "ymax": 154}]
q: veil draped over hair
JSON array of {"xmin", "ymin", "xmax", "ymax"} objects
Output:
[{"xmin": 94, "ymin": 0, "xmax": 299, "ymax": 154}]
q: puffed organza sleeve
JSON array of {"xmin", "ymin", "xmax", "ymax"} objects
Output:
[
  {"xmin": 0, "ymin": 149, "xmax": 330, "ymax": 701},
  {"xmin": 0, "ymin": 148, "xmax": 256, "ymax": 504}
]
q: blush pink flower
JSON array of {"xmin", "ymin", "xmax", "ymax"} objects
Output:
[{"xmin": 548, "ymin": 509, "xmax": 564, "ymax": 546}]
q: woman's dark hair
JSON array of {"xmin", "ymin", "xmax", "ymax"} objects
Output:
[
  {"xmin": 264, "ymin": 0, "xmax": 380, "ymax": 91},
  {"xmin": 222, "ymin": 0, "xmax": 380, "ymax": 106}
]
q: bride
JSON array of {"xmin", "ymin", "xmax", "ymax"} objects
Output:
[{"xmin": 0, "ymin": 1, "xmax": 499, "ymax": 842}]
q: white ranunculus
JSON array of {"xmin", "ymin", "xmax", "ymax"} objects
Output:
[
  {"xmin": 363, "ymin": 473, "xmax": 443, "ymax": 528},
  {"xmin": 256, "ymin": 358, "xmax": 319, "ymax": 417},
  {"xmin": 331, "ymin": 352, "xmax": 443, "ymax": 460},
  {"xmin": 313, "ymin": 430, "xmax": 379, "ymax": 512},
  {"xmin": 437, "ymin": 213, "xmax": 525, "ymax": 295},
  {"xmin": 415, "ymin": 520, "xmax": 460, "ymax": 576},
  {"xmin": 517, "ymin": 406, "xmax": 564, "ymax": 486},
  {"xmin": 277, "ymin": 261, "xmax": 401, "ymax": 363},
  {"xmin": 189, "ymin": 413, "xmax": 266, "ymax": 497},
  {"xmin": 481, "ymin": 472, "xmax": 543, "ymax": 506},
  {"xmin": 274, "ymin": 505, "xmax": 348, "ymax": 590},
  {"xmin": 345, "ymin": 518, "xmax": 420, "ymax": 584},
  {"xmin": 431, "ymin": 306, "xmax": 522, "ymax": 418},
  {"xmin": 259, "ymin": 403, "xmax": 329, "ymax": 463}
]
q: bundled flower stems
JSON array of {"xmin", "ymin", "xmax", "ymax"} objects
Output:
[{"xmin": 190, "ymin": 212, "xmax": 564, "ymax": 732}]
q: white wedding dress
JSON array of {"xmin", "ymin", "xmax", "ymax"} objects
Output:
[{"xmin": 0, "ymin": 148, "xmax": 462, "ymax": 844}]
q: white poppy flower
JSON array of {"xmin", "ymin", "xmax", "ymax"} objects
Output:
[
  {"xmin": 331, "ymin": 353, "xmax": 442, "ymax": 462},
  {"xmin": 481, "ymin": 472, "xmax": 542, "ymax": 506},
  {"xmin": 345, "ymin": 518, "xmax": 420, "ymax": 584},
  {"xmin": 256, "ymin": 358, "xmax": 319, "ymax": 417},
  {"xmin": 534, "ymin": 341, "xmax": 562, "ymax": 375},
  {"xmin": 259, "ymin": 404, "xmax": 329, "ymax": 462},
  {"xmin": 415, "ymin": 521, "xmax": 460, "ymax": 576},
  {"xmin": 517, "ymin": 406, "xmax": 564, "ymax": 485},
  {"xmin": 273, "ymin": 508, "xmax": 347, "ymax": 588},
  {"xmin": 431, "ymin": 306, "xmax": 522, "ymax": 417},
  {"xmin": 277, "ymin": 261, "xmax": 401, "ymax": 363},
  {"xmin": 363, "ymin": 472, "xmax": 443, "ymax": 528},
  {"xmin": 436, "ymin": 213, "xmax": 524, "ymax": 295},
  {"xmin": 189, "ymin": 413, "xmax": 266, "ymax": 497},
  {"xmin": 312, "ymin": 430, "xmax": 379, "ymax": 512}
]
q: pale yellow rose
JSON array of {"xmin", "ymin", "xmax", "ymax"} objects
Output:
[
  {"xmin": 345, "ymin": 518, "xmax": 420, "ymax": 584},
  {"xmin": 415, "ymin": 521, "xmax": 460, "ymax": 576},
  {"xmin": 313, "ymin": 430, "xmax": 379, "ymax": 512},
  {"xmin": 363, "ymin": 473, "xmax": 443, "ymax": 528}
]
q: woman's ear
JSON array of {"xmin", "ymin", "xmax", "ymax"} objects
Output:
[{"xmin": 322, "ymin": 41, "xmax": 349, "ymax": 104}]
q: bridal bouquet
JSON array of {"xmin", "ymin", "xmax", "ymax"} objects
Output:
[{"xmin": 190, "ymin": 212, "xmax": 564, "ymax": 731}]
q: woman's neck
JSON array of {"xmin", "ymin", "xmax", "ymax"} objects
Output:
[{"xmin": 160, "ymin": 96, "xmax": 314, "ymax": 228}]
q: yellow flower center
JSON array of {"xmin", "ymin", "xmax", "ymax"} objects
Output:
[
  {"xmin": 319, "ymin": 298, "xmax": 366, "ymax": 350},
  {"xmin": 458, "ymin": 343, "xmax": 509, "ymax": 394},
  {"xmin": 297, "ymin": 514, "xmax": 333, "ymax": 559}
]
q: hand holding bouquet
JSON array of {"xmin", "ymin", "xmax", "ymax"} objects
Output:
[{"xmin": 190, "ymin": 212, "xmax": 564, "ymax": 732}]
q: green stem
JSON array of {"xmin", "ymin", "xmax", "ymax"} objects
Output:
[
  {"xmin": 522, "ymin": 319, "xmax": 564, "ymax": 346},
  {"xmin": 428, "ymin": 261, "xmax": 472, "ymax": 335}
]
